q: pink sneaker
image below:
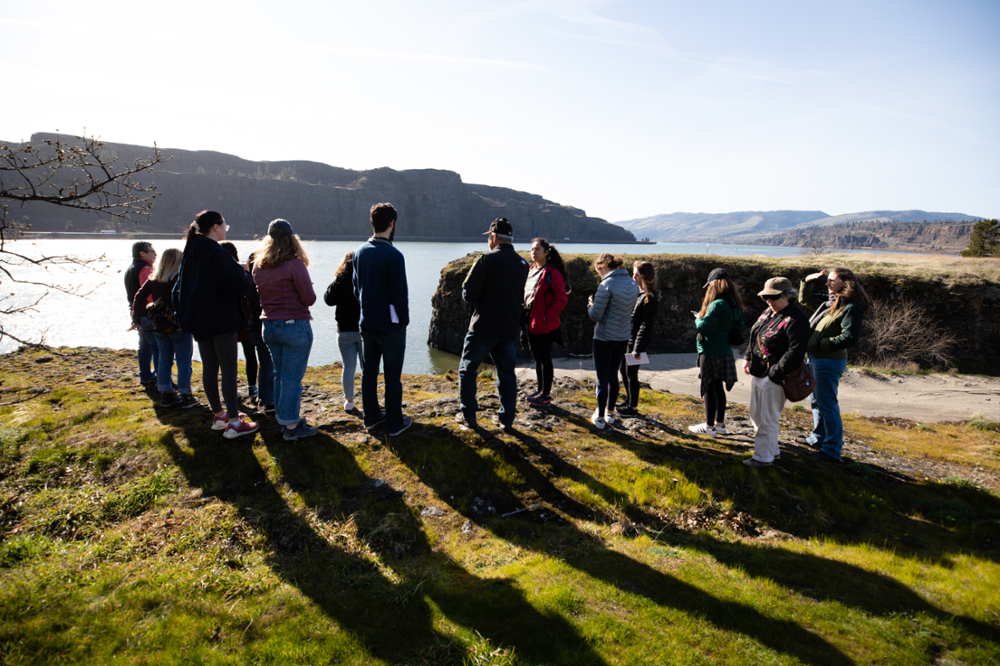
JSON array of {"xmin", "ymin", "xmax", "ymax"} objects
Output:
[
  {"xmin": 212, "ymin": 412, "xmax": 247, "ymax": 431},
  {"xmin": 223, "ymin": 417, "xmax": 259, "ymax": 440},
  {"xmin": 211, "ymin": 412, "xmax": 228, "ymax": 431}
]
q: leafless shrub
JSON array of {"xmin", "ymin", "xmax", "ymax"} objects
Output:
[{"xmin": 857, "ymin": 299, "xmax": 958, "ymax": 370}]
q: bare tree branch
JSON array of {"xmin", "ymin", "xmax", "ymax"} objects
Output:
[{"xmin": 0, "ymin": 130, "xmax": 169, "ymax": 348}]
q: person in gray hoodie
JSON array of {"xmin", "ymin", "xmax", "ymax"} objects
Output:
[{"xmin": 587, "ymin": 253, "xmax": 639, "ymax": 429}]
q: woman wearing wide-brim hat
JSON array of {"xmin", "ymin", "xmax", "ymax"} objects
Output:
[{"xmin": 740, "ymin": 277, "xmax": 810, "ymax": 467}]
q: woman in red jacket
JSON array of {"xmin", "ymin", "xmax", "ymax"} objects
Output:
[{"xmin": 523, "ymin": 238, "xmax": 569, "ymax": 407}]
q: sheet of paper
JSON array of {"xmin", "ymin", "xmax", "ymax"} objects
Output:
[
  {"xmin": 624, "ymin": 352, "xmax": 649, "ymax": 366},
  {"xmin": 389, "ymin": 304, "xmax": 399, "ymax": 324}
]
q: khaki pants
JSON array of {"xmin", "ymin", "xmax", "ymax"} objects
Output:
[{"xmin": 749, "ymin": 374, "xmax": 786, "ymax": 463}]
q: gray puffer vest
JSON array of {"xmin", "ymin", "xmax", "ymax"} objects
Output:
[{"xmin": 588, "ymin": 268, "xmax": 639, "ymax": 342}]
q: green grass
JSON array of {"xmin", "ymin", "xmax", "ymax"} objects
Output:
[{"xmin": 1, "ymin": 346, "xmax": 999, "ymax": 665}]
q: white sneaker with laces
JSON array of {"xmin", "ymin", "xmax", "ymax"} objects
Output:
[
  {"xmin": 688, "ymin": 423, "xmax": 717, "ymax": 437},
  {"xmin": 606, "ymin": 410, "xmax": 616, "ymax": 425},
  {"xmin": 590, "ymin": 410, "xmax": 606, "ymax": 430},
  {"xmin": 344, "ymin": 400, "xmax": 355, "ymax": 411},
  {"xmin": 715, "ymin": 423, "xmax": 728, "ymax": 435}
]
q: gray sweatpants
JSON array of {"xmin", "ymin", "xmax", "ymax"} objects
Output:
[{"xmin": 749, "ymin": 374, "xmax": 786, "ymax": 463}]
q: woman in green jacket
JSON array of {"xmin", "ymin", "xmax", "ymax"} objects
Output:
[
  {"xmin": 799, "ymin": 267, "xmax": 872, "ymax": 462},
  {"xmin": 689, "ymin": 268, "xmax": 745, "ymax": 437}
]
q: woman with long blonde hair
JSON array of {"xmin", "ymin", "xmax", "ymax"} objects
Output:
[
  {"xmin": 132, "ymin": 248, "xmax": 198, "ymax": 409},
  {"xmin": 252, "ymin": 219, "xmax": 319, "ymax": 441}
]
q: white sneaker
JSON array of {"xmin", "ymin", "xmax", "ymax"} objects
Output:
[
  {"xmin": 688, "ymin": 423, "xmax": 717, "ymax": 437},
  {"xmin": 344, "ymin": 400, "xmax": 355, "ymax": 411},
  {"xmin": 606, "ymin": 410, "xmax": 616, "ymax": 425},
  {"xmin": 715, "ymin": 423, "xmax": 728, "ymax": 435},
  {"xmin": 590, "ymin": 410, "xmax": 606, "ymax": 430}
]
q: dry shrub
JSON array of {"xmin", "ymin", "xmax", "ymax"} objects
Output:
[{"xmin": 857, "ymin": 299, "xmax": 958, "ymax": 370}]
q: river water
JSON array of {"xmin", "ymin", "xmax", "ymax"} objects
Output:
[{"xmin": 2, "ymin": 238, "xmax": 900, "ymax": 374}]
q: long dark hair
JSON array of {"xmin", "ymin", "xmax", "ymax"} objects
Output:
[
  {"xmin": 185, "ymin": 210, "xmax": 223, "ymax": 240},
  {"xmin": 829, "ymin": 266, "xmax": 872, "ymax": 314},
  {"xmin": 531, "ymin": 237, "xmax": 566, "ymax": 278},
  {"xmin": 632, "ymin": 260, "xmax": 659, "ymax": 304}
]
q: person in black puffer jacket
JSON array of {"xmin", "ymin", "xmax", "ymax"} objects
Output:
[
  {"xmin": 616, "ymin": 260, "xmax": 659, "ymax": 417},
  {"xmin": 741, "ymin": 277, "xmax": 810, "ymax": 468},
  {"xmin": 172, "ymin": 210, "xmax": 258, "ymax": 439}
]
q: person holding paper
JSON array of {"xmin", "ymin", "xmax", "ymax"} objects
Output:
[
  {"xmin": 352, "ymin": 203, "xmax": 412, "ymax": 436},
  {"xmin": 689, "ymin": 267, "xmax": 745, "ymax": 437},
  {"xmin": 616, "ymin": 261, "xmax": 659, "ymax": 417}
]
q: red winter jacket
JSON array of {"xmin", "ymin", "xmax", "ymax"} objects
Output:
[{"xmin": 525, "ymin": 264, "xmax": 567, "ymax": 335}]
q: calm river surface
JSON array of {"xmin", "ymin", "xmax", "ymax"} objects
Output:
[{"xmin": 3, "ymin": 238, "xmax": 902, "ymax": 374}]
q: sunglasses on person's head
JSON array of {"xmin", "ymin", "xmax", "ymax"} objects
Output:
[{"xmin": 761, "ymin": 293, "xmax": 781, "ymax": 301}]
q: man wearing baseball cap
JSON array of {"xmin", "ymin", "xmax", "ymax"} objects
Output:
[{"xmin": 456, "ymin": 218, "xmax": 530, "ymax": 431}]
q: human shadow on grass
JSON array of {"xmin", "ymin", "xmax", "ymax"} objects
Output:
[
  {"xmin": 389, "ymin": 423, "xmax": 855, "ymax": 665},
  {"xmin": 157, "ymin": 409, "xmax": 608, "ymax": 666},
  {"xmin": 602, "ymin": 422, "xmax": 1000, "ymax": 648}
]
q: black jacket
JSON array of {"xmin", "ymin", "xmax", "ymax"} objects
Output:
[
  {"xmin": 324, "ymin": 271, "xmax": 361, "ymax": 333},
  {"xmin": 172, "ymin": 234, "xmax": 250, "ymax": 339},
  {"xmin": 743, "ymin": 302, "xmax": 810, "ymax": 384},
  {"xmin": 462, "ymin": 244, "xmax": 529, "ymax": 338},
  {"xmin": 629, "ymin": 293, "xmax": 658, "ymax": 354},
  {"xmin": 124, "ymin": 258, "xmax": 153, "ymax": 306}
]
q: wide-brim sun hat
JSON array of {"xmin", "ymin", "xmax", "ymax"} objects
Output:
[{"xmin": 758, "ymin": 276, "xmax": 794, "ymax": 297}]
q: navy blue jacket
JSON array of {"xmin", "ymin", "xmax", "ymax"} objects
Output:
[
  {"xmin": 352, "ymin": 237, "xmax": 408, "ymax": 333},
  {"xmin": 172, "ymin": 234, "xmax": 250, "ymax": 339}
]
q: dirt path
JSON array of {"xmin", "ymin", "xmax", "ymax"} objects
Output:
[{"xmin": 516, "ymin": 353, "xmax": 1000, "ymax": 423}]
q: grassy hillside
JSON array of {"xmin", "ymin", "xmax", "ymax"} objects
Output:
[{"xmin": 2, "ymin": 347, "xmax": 999, "ymax": 665}]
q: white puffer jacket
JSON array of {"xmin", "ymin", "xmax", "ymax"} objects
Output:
[{"xmin": 588, "ymin": 268, "xmax": 639, "ymax": 342}]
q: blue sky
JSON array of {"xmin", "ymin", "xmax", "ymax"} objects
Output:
[{"xmin": 3, "ymin": 0, "xmax": 998, "ymax": 222}]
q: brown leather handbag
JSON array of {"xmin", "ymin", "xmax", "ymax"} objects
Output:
[{"xmin": 782, "ymin": 363, "xmax": 816, "ymax": 402}]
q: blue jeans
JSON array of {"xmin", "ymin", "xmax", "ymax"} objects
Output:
[
  {"xmin": 154, "ymin": 330, "xmax": 193, "ymax": 393},
  {"xmin": 137, "ymin": 316, "xmax": 159, "ymax": 382},
  {"xmin": 264, "ymin": 320, "xmax": 313, "ymax": 427},
  {"xmin": 361, "ymin": 327, "xmax": 407, "ymax": 430},
  {"xmin": 808, "ymin": 356, "xmax": 847, "ymax": 459},
  {"xmin": 458, "ymin": 331, "xmax": 518, "ymax": 426},
  {"xmin": 593, "ymin": 339, "xmax": 628, "ymax": 417},
  {"xmin": 338, "ymin": 331, "xmax": 363, "ymax": 402},
  {"xmin": 250, "ymin": 328, "xmax": 274, "ymax": 406}
]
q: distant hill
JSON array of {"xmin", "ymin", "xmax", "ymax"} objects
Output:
[
  {"xmin": 8, "ymin": 133, "xmax": 635, "ymax": 242},
  {"xmin": 617, "ymin": 210, "xmax": 983, "ymax": 243},
  {"xmin": 729, "ymin": 220, "xmax": 978, "ymax": 255}
]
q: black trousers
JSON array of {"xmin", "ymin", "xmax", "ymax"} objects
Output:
[{"xmin": 528, "ymin": 331, "xmax": 556, "ymax": 396}]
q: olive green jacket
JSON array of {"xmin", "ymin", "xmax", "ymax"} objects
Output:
[{"xmin": 800, "ymin": 279, "xmax": 866, "ymax": 360}]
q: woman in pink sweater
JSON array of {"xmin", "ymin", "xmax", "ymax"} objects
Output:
[{"xmin": 252, "ymin": 219, "xmax": 318, "ymax": 441}]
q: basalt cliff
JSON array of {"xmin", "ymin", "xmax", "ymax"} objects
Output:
[
  {"xmin": 428, "ymin": 253, "xmax": 1000, "ymax": 367},
  {"xmin": 9, "ymin": 133, "xmax": 634, "ymax": 242}
]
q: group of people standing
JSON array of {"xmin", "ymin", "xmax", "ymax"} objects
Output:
[
  {"xmin": 683, "ymin": 267, "xmax": 871, "ymax": 466},
  {"xmin": 128, "ymin": 205, "xmax": 872, "ymax": 468}
]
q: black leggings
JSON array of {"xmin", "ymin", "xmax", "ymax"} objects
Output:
[
  {"xmin": 241, "ymin": 339, "xmax": 257, "ymax": 386},
  {"xmin": 198, "ymin": 332, "xmax": 240, "ymax": 419},
  {"xmin": 528, "ymin": 331, "xmax": 556, "ymax": 395},
  {"xmin": 703, "ymin": 378, "xmax": 727, "ymax": 425},
  {"xmin": 619, "ymin": 358, "xmax": 640, "ymax": 408}
]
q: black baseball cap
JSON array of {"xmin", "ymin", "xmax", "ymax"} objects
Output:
[{"xmin": 483, "ymin": 217, "xmax": 513, "ymax": 238}]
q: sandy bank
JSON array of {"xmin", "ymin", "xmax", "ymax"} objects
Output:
[{"xmin": 514, "ymin": 352, "xmax": 1000, "ymax": 424}]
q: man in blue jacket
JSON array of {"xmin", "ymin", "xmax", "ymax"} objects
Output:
[
  {"xmin": 457, "ymin": 218, "xmax": 529, "ymax": 430},
  {"xmin": 352, "ymin": 203, "xmax": 411, "ymax": 436}
]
